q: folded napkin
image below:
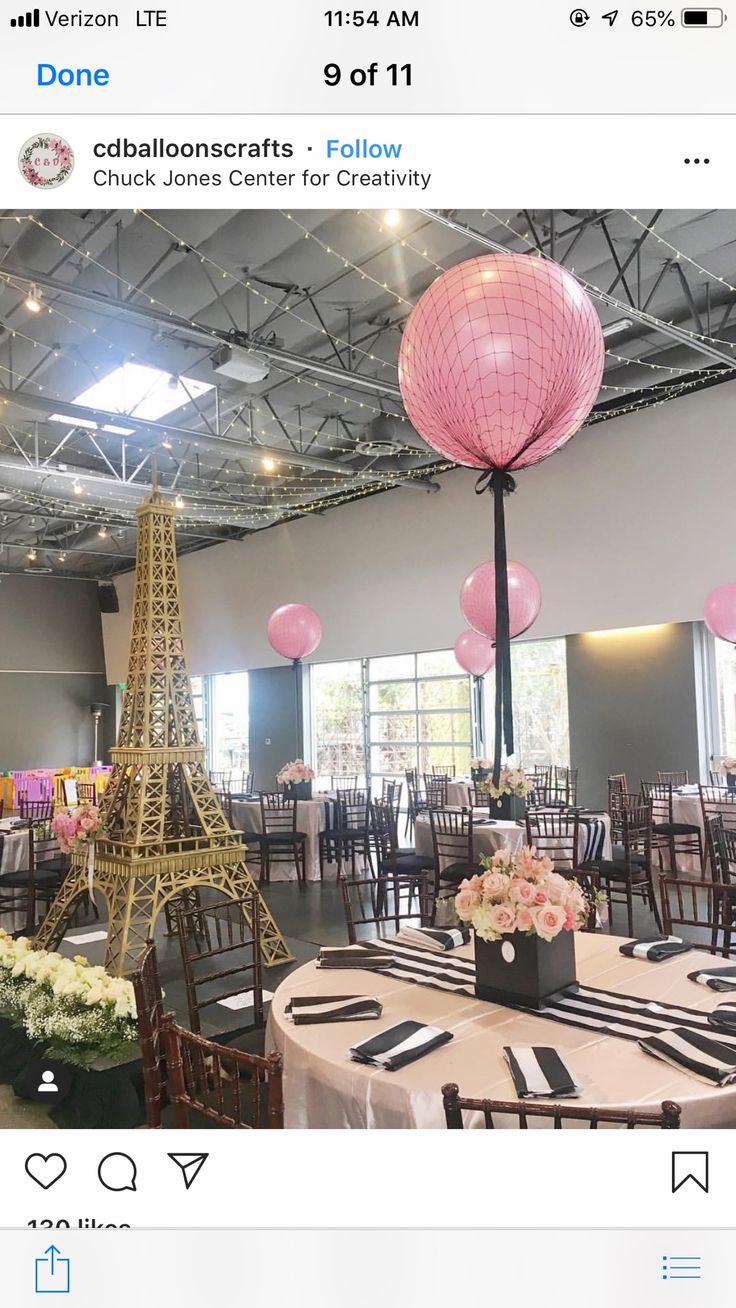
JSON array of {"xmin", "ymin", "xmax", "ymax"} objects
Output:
[
  {"xmin": 317, "ymin": 946, "xmax": 395, "ymax": 970},
  {"xmin": 620, "ymin": 936, "xmax": 691, "ymax": 962},
  {"xmin": 638, "ymin": 1026, "xmax": 736, "ymax": 1086},
  {"xmin": 350, "ymin": 1020, "xmax": 453, "ymax": 1071},
  {"xmin": 688, "ymin": 964, "xmax": 736, "ymax": 991},
  {"xmin": 285, "ymin": 995, "xmax": 382, "ymax": 1025},
  {"xmin": 504, "ymin": 1046, "xmax": 582, "ymax": 1100},
  {"xmin": 394, "ymin": 925, "xmax": 470, "ymax": 953},
  {"xmin": 707, "ymin": 1002, "xmax": 736, "ymax": 1033}
]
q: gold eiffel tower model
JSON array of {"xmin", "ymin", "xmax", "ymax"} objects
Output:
[{"xmin": 36, "ymin": 482, "xmax": 293, "ymax": 976}]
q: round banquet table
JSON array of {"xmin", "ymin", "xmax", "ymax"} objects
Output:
[
  {"xmin": 413, "ymin": 811, "xmax": 612, "ymax": 868},
  {"xmin": 230, "ymin": 796, "xmax": 332, "ymax": 882},
  {"xmin": 266, "ymin": 933, "xmax": 736, "ymax": 1128},
  {"xmin": 446, "ymin": 779, "xmax": 472, "ymax": 807}
]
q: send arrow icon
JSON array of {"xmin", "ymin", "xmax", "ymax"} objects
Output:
[{"xmin": 167, "ymin": 1152, "xmax": 209, "ymax": 1191}]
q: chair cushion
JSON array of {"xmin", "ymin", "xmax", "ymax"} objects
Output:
[
  {"xmin": 384, "ymin": 854, "xmax": 434, "ymax": 875},
  {"xmin": 1, "ymin": 868, "xmax": 60, "ymax": 887},
  {"xmin": 611, "ymin": 843, "xmax": 647, "ymax": 866},
  {"xmin": 653, "ymin": 822, "xmax": 701, "ymax": 836},
  {"xmin": 438, "ymin": 860, "xmax": 482, "ymax": 885},
  {"xmin": 580, "ymin": 859, "xmax": 648, "ymax": 884}
]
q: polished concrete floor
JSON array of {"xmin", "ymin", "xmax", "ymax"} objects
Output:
[{"xmin": 0, "ymin": 875, "xmax": 664, "ymax": 1128}]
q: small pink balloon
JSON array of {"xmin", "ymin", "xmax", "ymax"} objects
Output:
[
  {"xmin": 267, "ymin": 604, "xmax": 322, "ymax": 661},
  {"xmin": 461, "ymin": 561, "xmax": 541, "ymax": 641},
  {"xmin": 704, "ymin": 583, "xmax": 736, "ymax": 643},
  {"xmin": 454, "ymin": 630, "xmax": 496, "ymax": 677}
]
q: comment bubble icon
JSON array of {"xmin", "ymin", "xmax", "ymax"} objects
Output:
[{"xmin": 98, "ymin": 1151, "xmax": 138, "ymax": 1192}]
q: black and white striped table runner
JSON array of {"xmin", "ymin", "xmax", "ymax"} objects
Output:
[
  {"xmin": 356, "ymin": 937, "xmax": 736, "ymax": 1050},
  {"xmin": 580, "ymin": 816, "xmax": 607, "ymax": 863}
]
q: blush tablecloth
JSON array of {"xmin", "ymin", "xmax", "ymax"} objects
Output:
[
  {"xmin": 267, "ymin": 932, "xmax": 736, "ymax": 1128},
  {"xmin": 230, "ymin": 796, "xmax": 333, "ymax": 882},
  {"xmin": 413, "ymin": 811, "xmax": 612, "ymax": 868}
]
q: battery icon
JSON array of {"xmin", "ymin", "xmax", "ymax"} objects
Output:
[{"xmin": 682, "ymin": 7, "xmax": 725, "ymax": 23}]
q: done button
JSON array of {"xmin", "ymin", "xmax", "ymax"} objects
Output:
[{"xmin": 37, "ymin": 63, "xmax": 110, "ymax": 86}]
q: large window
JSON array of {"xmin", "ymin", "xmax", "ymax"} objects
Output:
[
  {"xmin": 715, "ymin": 637, "xmax": 736, "ymax": 758},
  {"xmin": 484, "ymin": 638, "xmax": 570, "ymax": 766},
  {"xmin": 311, "ymin": 661, "xmax": 366, "ymax": 789},
  {"xmin": 368, "ymin": 651, "xmax": 472, "ymax": 790},
  {"xmin": 210, "ymin": 672, "xmax": 249, "ymax": 774}
]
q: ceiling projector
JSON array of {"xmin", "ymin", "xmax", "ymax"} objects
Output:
[{"xmin": 211, "ymin": 344, "xmax": 270, "ymax": 383}]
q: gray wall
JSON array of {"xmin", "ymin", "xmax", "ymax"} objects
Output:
[
  {"xmin": 0, "ymin": 574, "xmax": 115, "ymax": 767},
  {"xmin": 248, "ymin": 665, "xmax": 302, "ymax": 791},
  {"xmin": 566, "ymin": 622, "xmax": 702, "ymax": 810}
]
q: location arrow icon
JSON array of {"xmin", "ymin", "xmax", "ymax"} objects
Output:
[{"xmin": 167, "ymin": 1152, "xmax": 209, "ymax": 1191}]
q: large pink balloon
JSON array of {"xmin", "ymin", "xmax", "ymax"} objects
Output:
[
  {"xmin": 267, "ymin": 604, "xmax": 322, "ymax": 661},
  {"xmin": 461, "ymin": 561, "xmax": 541, "ymax": 640},
  {"xmin": 454, "ymin": 630, "xmax": 496, "ymax": 677},
  {"xmin": 398, "ymin": 253, "xmax": 604, "ymax": 470},
  {"xmin": 704, "ymin": 584, "xmax": 736, "ymax": 643}
]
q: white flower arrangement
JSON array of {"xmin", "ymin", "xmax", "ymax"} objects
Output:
[
  {"xmin": 470, "ymin": 757, "xmax": 493, "ymax": 770},
  {"xmin": 276, "ymin": 759, "xmax": 315, "ymax": 784},
  {"xmin": 0, "ymin": 929, "xmax": 138, "ymax": 1067},
  {"xmin": 481, "ymin": 765, "xmax": 530, "ymax": 801}
]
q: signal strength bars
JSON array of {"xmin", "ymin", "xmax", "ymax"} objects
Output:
[{"xmin": 10, "ymin": 8, "xmax": 40, "ymax": 25}]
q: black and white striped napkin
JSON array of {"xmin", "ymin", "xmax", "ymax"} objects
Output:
[
  {"xmin": 350, "ymin": 1020, "xmax": 453, "ymax": 1071},
  {"xmin": 317, "ymin": 946, "xmax": 395, "ymax": 970},
  {"xmin": 580, "ymin": 817, "xmax": 607, "ymax": 863},
  {"xmin": 708, "ymin": 1003, "xmax": 736, "ymax": 1033},
  {"xmin": 504, "ymin": 1046, "xmax": 582, "ymax": 1099},
  {"xmin": 285, "ymin": 995, "xmax": 382, "ymax": 1025},
  {"xmin": 638, "ymin": 1027, "xmax": 736, "ymax": 1086},
  {"xmin": 689, "ymin": 965, "xmax": 736, "ymax": 991},
  {"xmin": 620, "ymin": 936, "xmax": 691, "ymax": 962},
  {"xmin": 394, "ymin": 925, "xmax": 470, "ymax": 953}
]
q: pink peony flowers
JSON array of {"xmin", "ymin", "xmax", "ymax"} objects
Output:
[{"xmin": 454, "ymin": 845, "xmax": 591, "ymax": 944}]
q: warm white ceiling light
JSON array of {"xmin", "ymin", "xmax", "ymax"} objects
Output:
[
  {"xmin": 73, "ymin": 481, "xmax": 83, "ymax": 495},
  {"xmin": 162, "ymin": 438, "xmax": 173, "ymax": 450},
  {"xmin": 261, "ymin": 456, "xmax": 277, "ymax": 472},
  {"xmin": 58, "ymin": 552, "xmax": 66, "ymax": 562},
  {"xmin": 602, "ymin": 318, "xmax": 634, "ymax": 339},
  {"xmin": 25, "ymin": 285, "xmax": 42, "ymax": 313},
  {"xmin": 174, "ymin": 495, "xmax": 184, "ymax": 509},
  {"xmin": 27, "ymin": 547, "xmax": 37, "ymax": 560},
  {"xmin": 48, "ymin": 414, "xmax": 135, "ymax": 436},
  {"xmin": 97, "ymin": 525, "xmax": 108, "ymax": 538},
  {"xmin": 72, "ymin": 362, "xmax": 213, "ymax": 423},
  {"xmin": 383, "ymin": 209, "xmax": 402, "ymax": 228}
]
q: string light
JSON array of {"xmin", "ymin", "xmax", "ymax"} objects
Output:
[{"xmin": 24, "ymin": 285, "xmax": 42, "ymax": 314}]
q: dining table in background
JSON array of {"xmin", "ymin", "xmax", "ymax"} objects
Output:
[
  {"xmin": 413, "ymin": 810, "xmax": 612, "ymax": 870},
  {"xmin": 230, "ymin": 794, "xmax": 337, "ymax": 882},
  {"xmin": 267, "ymin": 932, "xmax": 736, "ymax": 1129}
]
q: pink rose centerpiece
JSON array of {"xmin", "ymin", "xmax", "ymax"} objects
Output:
[
  {"xmin": 52, "ymin": 804, "xmax": 100, "ymax": 855},
  {"xmin": 276, "ymin": 760, "xmax": 315, "ymax": 800},
  {"xmin": 478, "ymin": 765, "xmax": 530, "ymax": 821},
  {"xmin": 455, "ymin": 846, "xmax": 592, "ymax": 1009}
]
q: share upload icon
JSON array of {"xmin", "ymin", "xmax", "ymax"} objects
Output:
[{"xmin": 168, "ymin": 1152, "xmax": 209, "ymax": 1191}]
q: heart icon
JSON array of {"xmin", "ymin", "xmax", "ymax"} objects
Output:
[{"xmin": 25, "ymin": 1153, "xmax": 67, "ymax": 1190}]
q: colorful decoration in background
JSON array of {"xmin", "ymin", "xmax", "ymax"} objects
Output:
[
  {"xmin": 399, "ymin": 252, "xmax": 604, "ymax": 783},
  {"xmin": 460, "ymin": 561, "xmax": 541, "ymax": 643},
  {"xmin": 703, "ymin": 583, "xmax": 736, "ymax": 644},
  {"xmin": 453, "ymin": 629, "xmax": 496, "ymax": 677},
  {"xmin": 0, "ymin": 766, "xmax": 111, "ymax": 810},
  {"xmin": 267, "ymin": 604, "xmax": 323, "ymax": 661}
]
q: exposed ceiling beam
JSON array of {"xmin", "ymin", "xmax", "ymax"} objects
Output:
[
  {"xmin": 0, "ymin": 265, "xmax": 403, "ymax": 400},
  {"xmin": 0, "ymin": 387, "xmax": 357, "ymax": 477}
]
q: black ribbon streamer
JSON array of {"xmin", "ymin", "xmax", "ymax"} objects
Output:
[{"xmin": 475, "ymin": 469, "xmax": 516, "ymax": 786}]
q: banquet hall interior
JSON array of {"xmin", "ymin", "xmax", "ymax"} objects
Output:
[{"xmin": 1, "ymin": 206, "xmax": 736, "ymax": 1130}]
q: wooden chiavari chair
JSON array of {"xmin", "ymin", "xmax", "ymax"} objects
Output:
[
  {"xmin": 174, "ymin": 892, "xmax": 263, "ymax": 1036},
  {"xmin": 424, "ymin": 775, "xmax": 448, "ymax": 809},
  {"xmin": 581, "ymin": 795, "xmax": 660, "ymax": 936},
  {"xmin": 131, "ymin": 941, "xmax": 166, "ymax": 1129},
  {"xmin": 660, "ymin": 875, "xmax": 736, "ymax": 957},
  {"xmin": 642, "ymin": 781, "xmax": 704, "ymax": 877},
  {"xmin": 441, "ymin": 1083, "xmax": 681, "ymax": 1129},
  {"xmin": 428, "ymin": 807, "xmax": 482, "ymax": 917},
  {"xmin": 162, "ymin": 1014, "xmax": 283, "ymax": 1129},
  {"xmin": 339, "ymin": 866, "xmax": 432, "ymax": 942},
  {"xmin": 657, "ymin": 770, "xmax": 689, "ymax": 787},
  {"xmin": 258, "ymin": 793, "xmax": 307, "ymax": 889}
]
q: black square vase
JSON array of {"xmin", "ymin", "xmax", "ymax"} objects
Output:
[
  {"xmin": 727, "ymin": 773, "xmax": 736, "ymax": 791},
  {"xmin": 285, "ymin": 781, "xmax": 312, "ymax": 800},
  {"xmin": 471, "ymin": 767, "xmax": 491, "ymax": 784},
  {"xmin": 474, "ymin": 929, "xmax": 577, "ymax": 1009},
  {"xmin": 490, "ymin": 793, "xmax": 526, "ymax": 822}
]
